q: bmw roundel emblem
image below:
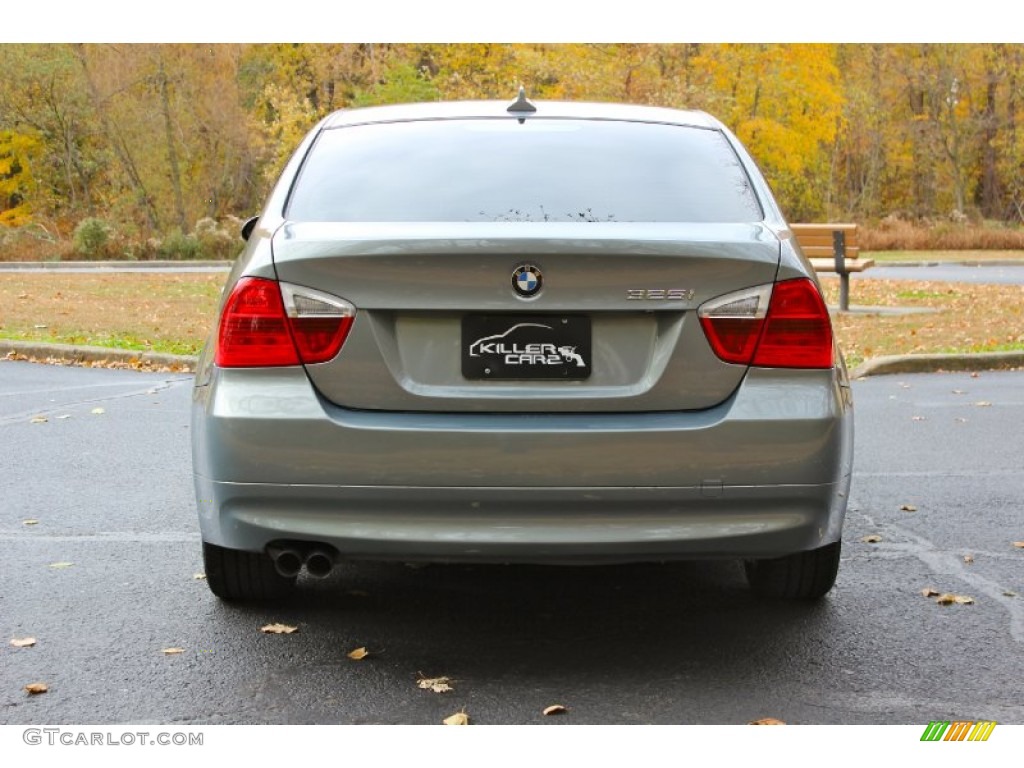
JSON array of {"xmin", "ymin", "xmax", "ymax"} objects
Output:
[{"xmin": 512, "ymin": 264, "xmax": 543, "ymax": 298}]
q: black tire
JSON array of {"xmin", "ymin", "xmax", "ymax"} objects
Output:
[
  {"xmin": 744, "ymin": 541, "xmax": 841, "ymax": 600},
  {"xmin": 202, "ymin": 541, "xmax": 296, "ymax": 601}
]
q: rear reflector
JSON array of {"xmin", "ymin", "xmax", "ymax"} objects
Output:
[
  {"xmin": 216, "ymin": 277, "xmax": 355, "ymax": 368},
  {"xmin": 699, "ymin": 278, "xmax": 833, "ymax": 369}
]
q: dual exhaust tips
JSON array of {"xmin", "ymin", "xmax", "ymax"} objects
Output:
[{"xmin": 269, "ymin": 545, "xmax": 336, "ymax": 579}]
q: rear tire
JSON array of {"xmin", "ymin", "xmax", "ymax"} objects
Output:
[
  {"xmin": 744, "ymin": 541, "xmax": 841, "ymax": 600},
  {"xmin": 202, "ymin": 541, "xmax": 296, "ymax": 601}
]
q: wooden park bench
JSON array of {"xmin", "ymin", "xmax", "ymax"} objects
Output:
[{"xmin": 790, "ymin": 223, "xmax": 874, "ymax": 311}]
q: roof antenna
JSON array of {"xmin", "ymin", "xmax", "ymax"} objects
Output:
[{"xmin": 507, "ymin": 85, "xmax": 536, "ymax": 122}]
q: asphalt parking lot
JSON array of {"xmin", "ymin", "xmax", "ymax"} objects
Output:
[{"xmin": 1, "ymin": 360, "xmax": 1022, "ymax": 725}]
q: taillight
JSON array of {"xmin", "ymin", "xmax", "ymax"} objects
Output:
[
  {"xmin": 216, "ymin": 277, "xmax": 355, "ymax": 368},
  {"xmin": 699, "ymin": 278, "xmax": 833, "ymax": 369}
]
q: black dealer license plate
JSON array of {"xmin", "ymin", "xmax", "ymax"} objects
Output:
[{"xmin": 462, "ymin": 315, "xmax": 592, "ymax": 380}]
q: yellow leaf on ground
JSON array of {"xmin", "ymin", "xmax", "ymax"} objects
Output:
[
  {"xmin": 920, "ymin": 587, "xmax": 940, "ymax": 597},
  {"xmin": 749, "ymin": 717, "xmax": 786, "ymax": 725},
  {"xmin": 24, "ymin": 683, "xmax": 48, "ymax": 695},
  {"xmin": 30, "ymin": 416, "xmax": 47, "ymax": 424},
  {"xmin": 543, "ymin": 704, "xmax": 568, "ymax": 716},
  {"xmin": 899, "ymin": 504, "xmax": 917, "ymax": 512},
  {"xmin": 347, "ymin": 646, "xmax": 370, "ymax": 660},
  {"xmin": 963, "ymin": 555, "xmax": 974, "ymax": 564},
  {"xmin": 90, "ymin": 407, "xmax": 105, "ymax": 415},
  {"xmin": 443, "ymin": 711, "xmax": 470, "ymax": 725},
  {"xmin": 10, "ymin": 637, "xmax": 36, "ymax": 648},
  {"xmin": 23, "ymin": 519, "xmax": 38, "ymax": 526},
  {"xmin": 1013, "ymin": 542, "xmax": 1024, "ymax": 549},
  {"xmin": 974, "ymin": 401, "xmax": 992, "ymax": 407},
  {"xmin": 860, "ymin": 535, "xmax": 882, "ymax": 544},
  {"xmin": 161, "ymin": 647, "xmax": 185, "ymax": 655},
  {"xmin": 260, "ymin": 623, "xmax": 298, "ymax": 634},
  {"xmin": 935, "ymin": 593, "xmax": 974, "ymax": 606},
  {"xmin": 418, "ymin": 675, "xmax": 453, "ymax": 693},
  {"xmin": 48, "ymin": 562, "xmax": 73, "ymax": 569},
  {"xmin": 193, "ymin": 573, "xmax": 206, "ymax": 580}
]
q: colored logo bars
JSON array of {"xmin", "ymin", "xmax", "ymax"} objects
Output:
[{"xmin": 920, "ymin": 721, "xmax": 997, "ymax": 742}]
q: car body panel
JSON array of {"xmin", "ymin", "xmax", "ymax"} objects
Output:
[{"xmin": 272, "ymin": 221, "xmax": 780, "ymax": 412}]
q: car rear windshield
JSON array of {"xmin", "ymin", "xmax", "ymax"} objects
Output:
[{"xmin": 286, "ymin": 118, "xmax": 764, "ymax": 223}]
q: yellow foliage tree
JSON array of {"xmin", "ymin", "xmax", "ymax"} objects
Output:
[{"xmin": 0, "ymin": 130, "xmax": 41, "ymax": 227}]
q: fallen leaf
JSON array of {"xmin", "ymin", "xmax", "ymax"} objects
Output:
[
  {"xmin": 963, "ymin": 554, "xmax": 974, "ymax": 565},
  {"xmin": 161, "ymin": 647, "xmax": 185, "ymax": 655},
  {"xmin": 417, "ymin": 675, "xmax": 453, "ymax": 693},
  {"xmin": 1004, "ymin": 591, "xmax": 1018, "ymax": 597},
  {"xmin": 899, "ymin": 504, "xmax": 918, "ymax": 512},
  {"xmin": 56, "ymin": 414, "xmax": 71, "ymax": 420},
  {"xmin": 48, "ymin": 562, "xmax": 73, "ymax": 569},
  {"xmin": 90, "ymin": 407, "xmax": 105, "ymax": 415},
  {"xmin": 860, "ymin": 534, "xmax": 883, "ymax": 544},
  {"xmin": 543, "ymin": 704, "xmax": 568, "ymax": 716},
  {"xmin": 935, "ymin": 593, "xmax": 974, "ymax": 605},
  {"xmin": 921, "ymin": 587, "xmax": 940, "ymax": 597},
  {"xmin": 29, "ymin": 416, "xmax": 48, "ymax": 424},
  {"xmin": 911, "ymin": 416, "xmax": 926, "ymax": 421},
  {"xmin": 749, "ymin": 717, "xmax": 786, "ymax": 725},
  {"xmin": 24, "ymin": 683, "xmax": 48, "ymax": 695},
  {"xmin": 33, "ymin": 324, "xmax": 47, "ymax": 329},
  {"xmin": 970, "ymin": 373, "xmax": 980, "ymax": 378},
  {"xmin": 347, "ymin": 646, "xmax": 370, "ymax": 660},
  {"xmin": 974, "ymin": 401, "xmax": 992, "ymax": 407},
  {"xmin": 443, "ymin": 711, "xmax": 470, "ymax": 726},
  {"xmin": 10, "ymin": 637, "xmax": 36, "ymax": 648},
  {"xmin": 193, "ymin": 573, "xmax": 206, "ymax": 580},
  {"xmin": 955, "ymin": 417, "xmax": 968, "ymax": 423},
  {"xmin": 1013, "ymin": 542, "xmax": 1024, "ymax": 549},
  {"xmin": 260, "ymin": 623, "xmax": 298, "ymax": 634},
  {"xmin": 951, "ymin": 389, "xmax": 966, "ymax": 395},
  {"xmin": 23, "ymin": 519, "xmax": 38, "ymax": 526},
  {"xmin": 899, "ymin": 383, "xmax": 911, "ymax": 389}
]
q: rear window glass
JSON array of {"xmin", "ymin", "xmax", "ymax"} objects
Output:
[{"xmin": 286, "ymin": 118, "xmax": 763, "ymax": 223}]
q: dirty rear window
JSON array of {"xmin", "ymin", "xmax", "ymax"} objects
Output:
[{"xmin": 286, "ymin": 118, "xmax": 764, "ymax": 223}]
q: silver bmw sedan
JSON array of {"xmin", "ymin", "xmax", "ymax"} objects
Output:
[{"xmin": 191, "ymin": 93, "xmax": 853, "ymax": 602}]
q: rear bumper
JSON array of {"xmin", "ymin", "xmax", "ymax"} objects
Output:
[{"xmin": 192, "ymin": 366, "xmax": 853, "ymax": 562}]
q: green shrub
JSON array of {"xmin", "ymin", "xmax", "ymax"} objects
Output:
[
  {"xmin": 72, "ymin": 218, "xmax": 113, "ymax": 259},
  {"xmin": 159, "ymin": 228, "xmax": 203, "ymax": 260},
  {"xmin": 194, "ymin": 217, "xmax": 239, "ymax": 260}
]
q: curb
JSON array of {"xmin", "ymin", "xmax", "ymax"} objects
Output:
[
  {"xmin": 0, "ymin": 260, "xmax": 232, "ymax": 270},
  {"xmin": 4, "ymin": 340, "xmax": 1022, "ymax": 380},
  {"xmin": 850, "ymin": 351, "xmax": 1024, "ymax": 379},
  {"xmin": 871, "ymin": 260, "xmax": 1024, "ymax": 268},
  {"xmin": 1, "ymin": 340, "xmax": 197, "ymax": 371}
]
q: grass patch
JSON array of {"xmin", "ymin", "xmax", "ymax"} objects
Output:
[
  {"xmin": 820, "ymin": 277, "xmax": 1024, "ymax": 369},
  {"xmin": 3, "ymin": 271, "xmax": 1023, "ymax": 372},
  {"xmin": 0, "ymin": 273, "xmax": 223, "ymax": 357}
]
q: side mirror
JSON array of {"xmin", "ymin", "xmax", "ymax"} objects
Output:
[{"xmin": 240, "ymin": 216, "xmax": 258, "ymax": 242}]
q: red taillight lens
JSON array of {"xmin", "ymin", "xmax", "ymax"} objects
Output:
[
  {"xmin": 216, "ymin": 277, "xmax": 355, "ymax": 368},
  {"xmin": 216, "ymin": 277, "xmax": 299, "ymax": 367},
  {"xmin": 699, "ymin": 278, "xmax": 833, "ymax": 369},
  {"xmin": 753, "ymin": 278, "xmax": 834, "ymax": 369}
]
